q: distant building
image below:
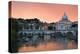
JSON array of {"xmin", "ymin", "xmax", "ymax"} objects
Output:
[{"xmin": 55, "ymin": 13, "xmax": 72, "ymax": 31}]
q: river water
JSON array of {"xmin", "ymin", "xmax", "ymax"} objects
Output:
[{"xmin": 18, "ymin": 38, "xmax": 77, "ymax": 52}]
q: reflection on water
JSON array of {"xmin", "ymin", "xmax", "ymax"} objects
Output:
[{"xmin": 18, "ymin": 39, "xmax": 77, "ymax": 52}]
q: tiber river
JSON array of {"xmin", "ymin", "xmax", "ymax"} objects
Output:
[{"xmin": 18, "ymin": 37, "xmax": 78, "ymax": 52}]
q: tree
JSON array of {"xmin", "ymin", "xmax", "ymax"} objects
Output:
[
  {"xmin": 66, "ymin": 32, "xmax": 73, "ymax": 40},
  {"xmin": 71, "ymin": 24, "xmax": 78, "ymax": 28},
  {"xmin": 48, "ymin": 25, "xmax": 53, "ymax": 30}
]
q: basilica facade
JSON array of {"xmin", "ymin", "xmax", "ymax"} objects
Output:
[{"xmin": 56, "ymin": 13, "xmax": 72, "ymax": 31}]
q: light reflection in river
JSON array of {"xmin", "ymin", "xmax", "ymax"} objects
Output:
[{"xmin": 18, "ymin": 40, "xmax": 77, "ymax": 52}]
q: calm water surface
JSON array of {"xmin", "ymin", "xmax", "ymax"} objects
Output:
[{"xmin": 18, "ymin": 38, "xmax": 77, "ymax": 52}]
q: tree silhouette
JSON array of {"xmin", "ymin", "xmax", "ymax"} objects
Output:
[{"xmin": 66, "ymin": 32, "xmax": 73, "ymax": 40}]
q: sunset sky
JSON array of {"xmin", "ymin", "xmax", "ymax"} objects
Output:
[{"xmin": 10, "ymin": 1, "xmax": 78, "ymax": 23}]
